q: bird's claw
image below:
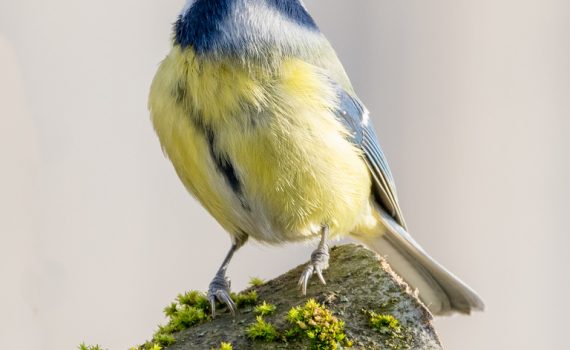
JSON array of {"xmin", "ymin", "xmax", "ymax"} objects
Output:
[
  {"xmin": 207, "ymin": 274, "xmax": 236, "ymax": 318},
  {"xmin": 298, "ymin": 243, "xmax": 330, "ymax": 295}
]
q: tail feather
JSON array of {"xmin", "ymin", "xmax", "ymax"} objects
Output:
[{"xmin": 358, "ymin": 210, "xmax": 484, "ymax": 316}]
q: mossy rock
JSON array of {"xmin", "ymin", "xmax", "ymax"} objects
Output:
[{"xmin": 155, "ymin": 244, "xmax": 442, "ymax": 350}]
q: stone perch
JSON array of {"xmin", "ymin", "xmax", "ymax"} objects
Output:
[{"xmin": 139, "ymin": 244, "xmax": 443, "ymax": 350}]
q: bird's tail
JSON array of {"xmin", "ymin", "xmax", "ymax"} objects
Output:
[{"xmin": 356, "ymin": 210, "xmax": 484, "ymax": 316}]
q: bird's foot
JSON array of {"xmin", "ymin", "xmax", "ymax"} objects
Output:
[
  {"xmin": 207, "ymin": 273, "xmax": 236, "ymax": 318},
  {"xmin": 298, "ymin": 242, "xmax": 330, "ymax": 295}
]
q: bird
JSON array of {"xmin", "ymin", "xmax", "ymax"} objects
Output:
[{"xmin": 149, "ymin": 0, "xmax": 484, "ymax": 317}]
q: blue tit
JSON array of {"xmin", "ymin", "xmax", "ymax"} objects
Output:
[{"xmin": 149, "ymin": 0, "xmax": 484, "ymax": 316}]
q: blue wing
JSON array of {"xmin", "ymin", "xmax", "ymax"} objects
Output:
[{"xmin": 335, "ymin": 87, "xmax": 408, "ymax": 230}]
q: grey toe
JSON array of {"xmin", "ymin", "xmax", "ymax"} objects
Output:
[
  {"xmin": 208, "ymin": 274, "xmax": 235, "ymax": 317},
  {"xmin": 298, "ymin": 244, "xmax": 330, "ymax": 295}
]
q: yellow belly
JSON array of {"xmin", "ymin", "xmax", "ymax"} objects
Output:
[{"xmin": 149, "ymin": 46, "xmax": 376, "ymax": 243}]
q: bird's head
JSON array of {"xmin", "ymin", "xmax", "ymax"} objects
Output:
[{"xmin": 176, "ymin": 0, "xmax": 320, "ymax": 57}]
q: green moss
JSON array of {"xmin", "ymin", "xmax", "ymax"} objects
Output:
[
  {"xmin": 246, "ymin": 316, "xmax": 280, "ymax": 342},
  {"xmin": 369, "ymin": 313, "xmax": 401, "ymax": 333},
  {"xmin": 177, "ymin": 290, "xmax": 210, "ymax": 310},
  {"xmin": 254, "ymin": 301, "xmax": 277, "ymax": 316},
  {"xmin": 249, "ymin": 277, "xmax": 265, "ymax": 287},
  {"xmin": 216, "ymin": 342, "xmax": 234, "ymax": 350},
  {"xmin": 367, "ymin": 312, "xmax": 411, "ymax": 350},
  {"xmin": 286, "ymin": 299, "xmax": 352, "ymax": 350},
  {"xmin": 134, "ymin": 341, "xmax": 165, "ymax": 350},
  {"xmin": 133, "ymin": 289, "xmax": 266, "ymax": 349},
  {"xmin": 132, "ymin": 290, "xmax": 212, "ymax": 350},
  {"xmin": 163, "ymin": 302, "xmax": 178, "ymax": 318},
  {"xmin": 232, "ymin": 290, "xmax": 258, "ymax": 308},
  {"xmin": 78, "ymin": 344, "xmax": 106, "ymax": 350},
  {"xmin": 163, "ymin": 291, "xmax": 210, "ymax": 331},
  {"xmin": 170, "ymin": 306, "xmax": 208, "ymax": 331},
  {"xmin": 153, "ymin": 333, "xmax": 176, "ymax": 347}
]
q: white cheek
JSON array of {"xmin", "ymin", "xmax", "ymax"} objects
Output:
[{"xmin": 221, "ymin": 0, "xmax": 323, "ymax": 54}]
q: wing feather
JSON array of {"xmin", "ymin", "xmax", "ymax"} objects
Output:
[{"xmin": 335, "ymin": 86, "xmax": 407, "ymax": 229}]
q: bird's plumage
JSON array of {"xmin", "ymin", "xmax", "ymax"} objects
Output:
[
  {"xmin": 149, "ymin": 0, "xmax": 484, "ymax": 315},
  {"xmin": 361, "ymin": 209, "xmax": 485, "ymax": 315},
  {"xmin": 334, "ymin": 87, "xmax": 407, "ymax": 229},
  {"xmin": 150, "ymin": 46, "xmax": 375, "ymax": 243},
  {"xmin": 175, "ymin": 0, "xmax": 319, "ymax": 54}
]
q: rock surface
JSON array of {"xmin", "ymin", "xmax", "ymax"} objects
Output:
[{"xmin": 165, "ymin": 244, "xmax": 442, "ymax": 350}]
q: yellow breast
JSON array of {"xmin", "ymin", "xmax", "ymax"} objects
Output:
[{"xmin": 149, "ymin": 46, "xmax": 375, "ymax": 243}]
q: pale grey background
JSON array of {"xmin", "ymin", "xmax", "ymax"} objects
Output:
[{"xmin": 1, "ymin": 0, "xmax": 568, "ymax": 349}]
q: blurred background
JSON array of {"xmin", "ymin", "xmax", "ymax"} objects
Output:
[{"xmin": 1, "ymin": 0, "xmax": 568, "ymax": 349}]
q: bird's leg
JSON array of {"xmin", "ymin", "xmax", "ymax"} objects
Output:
[
  {"xmin": 298, "ymin": 226, "xmax": 330, "ymax": 295},
  {"xmin": 207, "ymin": 236, "xmax": 247, "ymax": 317}
]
